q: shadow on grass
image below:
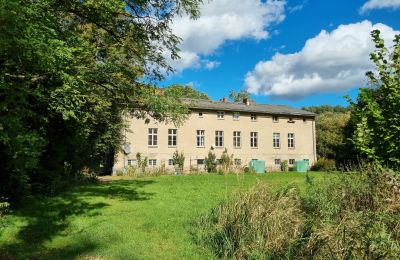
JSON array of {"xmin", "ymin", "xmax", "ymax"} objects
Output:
[{"xmin": 0, "ymin": 179, "xmax": 155, "ymax": 259}]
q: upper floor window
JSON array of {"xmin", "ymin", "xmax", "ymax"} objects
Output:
[
  {"xmin": 233, "ymin": 131, "xmax": 241, "ymax": 148},
  {"xmin": 273, "ymin": 116, "xmax": 279, "ymax": 123},
  {"xmin": 168, "ymin": 129, "xmax": 177, "ymax": 147},
  {"xmin": 215, "ymin": 130, "xmax": 224, "ymax": 147},
  {"xmin": 217, "ymin": 111, "xmax": 224, "ymax": 119},
  {"xmin": 148, "ymin": 128, "xmax": 158, "ymax": 146},
  {"xmin": 233, "ymin": 112, "xmax": 240, "ymax": 120},
  {"xmin": 250, "ymin": 132, "xmax": 258, "ymax": 148},
  {"xmin": 273, "ymin": 133, "xmax": 280, "ymax": 148},
  {"xmin": 197, "ymin": 130, "xmax": 205, "ymax": 147},
  {"xmin": 251, "ymin": 113, "xmax": 257, "ymax": 121},
  {"xmin": 288, "ymin": 133, "xmax": 295, "ymax": 149},
  {"xmin": 198, "ymin": 112, "xmax": 204, "ymax": 118}
]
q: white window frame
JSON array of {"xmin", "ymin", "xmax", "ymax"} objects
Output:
[
  {"xmin": 288, "ymin": 133, "xmax": 295, "ymax": 149},
  {"xmin": 275, "ymin": 159, "xmax": 281, "ymax": 165},
  {"xmin": 289, "ymin": 159, "xmax": 295, "ymax": 165},
  {"xmin": 233, "ymin": 131, "xmax": 241, "ymax": 148},
  {"xmin": 273, "ymin": 132, "xmax": 280, "ymax": 148},
  {"xmin": 148, "ymin": 128, "xmax": 158, "ymax": 147},
  {"xmin": 197, "ymin": 130, "xmax": 205, "ymax": 147},
  {"xmin": 215, "ymin": 130, "xmax": 224, "ymax": 147},
  {"xmin": 272, "ymin": 116, "xmax": 279, "ymax": 123},
  {"xmin": 251, "ymin": 113, "xmax": 257, "ymax": 121},
  {"xmin": 217, "ymin": 111, "xmax": 225, "ymax": 119},
  {"xmin": 233, "ymin": 112, "xmax": 240, "ymax": 120},
  {"xmin": 234, "ymin": 159, "xmax": 242, "ymax": 165},
  {"xmin": 149, "ymin": 159, "xmax": 157, "ymax": 167},
  {"xmin": 250, "ymin": 132, "xmax": 258, "ymax": 148},
  {"xmin": 168, "ymin": 129, "xmax": 177, "ymax": 147},
  {"xmin": 127, "ymin": 159, "xmax": 137, "ymax": 166}
]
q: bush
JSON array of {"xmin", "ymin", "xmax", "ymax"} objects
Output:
[
  {"xmin": 205, "ymin": 150, "xmax": 217, "ymax": 173},
  {"xmin": 172, "ymin": 150, "xmax": 185, "ymax": 174},
  {"xmin": 197, "ymin": 166, "xmax": 400, "ymax": 259},
  {"xmin": 312, "ymin": 157, "xmax": 336, "ymax": 171},
  {"xmin": 280, "ymin": 160, "xmax": 288, "ymax": 172},
  {"xmin": 219, "ymin": 148, "xmax": 233, "ymax": 174},
  {"xmin": 0, "ymin": 200, "xmax": 10, "ymax": 217}
]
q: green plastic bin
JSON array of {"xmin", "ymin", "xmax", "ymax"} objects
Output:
[
  {"xmin": 294, "ymin": 160, "xmax": 308, "ymax": 172},
  {"xmin": 250, "ymin": 160, "xmax": 266, "ymax": 174}
]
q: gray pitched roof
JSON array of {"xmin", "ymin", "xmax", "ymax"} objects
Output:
[{"xmin": 181, "ymin": 98, "xmax": 316, "ymax": 117}]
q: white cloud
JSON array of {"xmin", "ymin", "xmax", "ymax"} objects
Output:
[
  {"xmin": 170, "ymin": 0, "xmax": 286, "ymax": 71},
  {"xmin": 204, "ymin": 60, "xmax": 221, "ymax": 70},
  {"xmin": 244, "ymin": 21, "xmax": 399, "ymax": 100},
  {"xmin": 360, "ymin": 0, "xmax": 400, "ymax": 13}
]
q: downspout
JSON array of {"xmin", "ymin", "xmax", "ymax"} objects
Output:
[{"xmin": 312, "ymin": 117, "xmax": 317, "ymax": 164}]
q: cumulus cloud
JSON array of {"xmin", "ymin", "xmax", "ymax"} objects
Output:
[
  {"xmin": 170, "ymin": 0, "xmax": 286, "ymax": 71},
  {"xmin": 360, "ymin": 0, "xmax": 400, "ymax": 13},
  {"xmin": 244, "ymin": 21, "xmax": 399, "ymax": 100}
]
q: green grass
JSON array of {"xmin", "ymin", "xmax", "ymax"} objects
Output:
[{"xmin": 0, "ymin": 172, "xmax": 327, "ymax": 259}]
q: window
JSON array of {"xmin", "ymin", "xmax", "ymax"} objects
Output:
[
  {"xmin": 168, "ymin": 159, "xmax": 174, "ymax": 166},
  {"xmin": 304, "ymin": 159, "xmax": 310, "ymax": 164},
  {"xmin": 197, "ymin": 130, "xmax": 205, "ymax": 147},
  {"xmin": 288, "ymin": 117, "xmax": 295, "ymax": 123},
  {"xmin": 251, "ymin": 113, "xmax": 257, "ymax": 121},
  {"xmin": 217, "ymin": 111, "xmax": 224, "ymax": 119},
  {"xmin": 148, "ymin": 128, "xmax": 158, "ymax": 146},
  {"xmin": 198, "ymin": 112, "xmax": 204, "ymax": 118},
  {"xmin": 197, "ymin": 159, "xmax": 204, "ymax": 165},
  {"xmin": 288, "ymin": 133, "xmax": 295, "ymax": 149},
  {"xmin": 234, "ymin": 159, "xmax": 242, "ymax": 165},
  {"xmin": 215, "ymin": 130, "xmax": 224, "ymax": 147},
  {"xmin": 273, "ymin": 116, "xmax": 279, "ymax": 122},
  {"xmin": 275, "ymin": 159, "xmax": 281, "ymax": 165},
  {"xmin": 250, "ymin": 132, "xmax": 258, "ymax": 148},
  {"xmin": 127, "ymin": 159, "xmax": 137, "ymax": 166},
  {"xmin": 168, "ymin": 129, "xmax": 177, "ymax": 147},
  {"xmin": 273, "ymin": 133, "xmax": 280, "ymax": 148},
  {"xmin": 149, "ymin": 159, "xmax": 157, "ymax": 167},
  {"xmin": 289, "ymin": 159, "xmax": 295, "ymax": 165},
  {"xmin": 233, "ymin": 112, "xmax": 240, "ymax": 120},
  {"xmin": 233, "ymin": 131, "xmax": 241, "ymax": 148},
  {"xmin": 303, "ymin": 117, "xmax": 307, "ymax": 123}
]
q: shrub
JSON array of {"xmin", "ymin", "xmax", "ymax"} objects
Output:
[
  {"xmin": 280, "ymin": 160, "xmax": 288, "ymax": 172},
  {"xmin": 172, "ymin": 150, "xmax": 185, "ymax": 174},
  {"xmin": 205, "ymin": 150, "xmax": 217, "ymax": 173},
  {"xmin": 312, "ymin": 157, "xmax": 336, "ymax": 171},
  {"xmin": 219, "ymin": 148, "xmax": 233, "ymax": 174},
  {"xmin": 0, "ymin": 200, "xmax": 10, "ymax": 217}
]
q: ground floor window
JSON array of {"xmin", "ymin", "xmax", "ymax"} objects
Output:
[
  {"xmin": 289, "ymin": 159, "xmax": 295, "ymax": 165},
  {"xmin": 127, "ymin": 159, "xmax": 137, "ymax": 166},
  {"xmin": 149, "ymin": 159, "xmax": 157, "ymax": 167},
  {"xmin": 234, "ymin": 159, "xmax": 242, "ymax": 165},
  {"xmin": 275, "ymin": 159, "xmax": 281, "ymax": 165},
  {"xmin": 197, "ymin": 159, "xmax": 204, "ymax": 165},
  {"xmin": 168, "ymin": 159, "xmax": 174, "ymax": 166}
]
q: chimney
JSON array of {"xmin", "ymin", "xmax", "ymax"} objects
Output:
[
  {"xmin": 221, "ymin": 97, "xmax": 228, "ymax": 103},
  {"xmin": 243, "ymin": 98, "xmax": 250, "ymax": 106}
]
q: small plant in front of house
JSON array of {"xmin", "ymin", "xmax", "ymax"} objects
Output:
[
  {"xmin": 173, "ymin": 150, "xmax": 185, "ymax": 174},
  {"xmin": 219, "ymin": 148, "xmax": 233, "ymax": 174},
  {"xmin": 205, "ymin": 150, "xmax": 217, "ymax": 173},
  {"xmin": 280, "ymin": 160, "xmax": 288, "ymax": 172},
  {"xmin": 136, "ymin": 152, "xmax": 148, "ymax": 174}
]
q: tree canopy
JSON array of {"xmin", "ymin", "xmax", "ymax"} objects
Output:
[
  {"xmin": 163, "ymin": 84, "xmax": 210, "ymax": 100},
  {"xmin": 349, "ymin": 30, "xmax": 400, "ymax": 169},
  {"xmin": 228, "ymin": 89, "xmax": 251, "ymax": 102},
  {"xmin": 0, "ymin": 0, "xmax": 203, "ymax": 203}
]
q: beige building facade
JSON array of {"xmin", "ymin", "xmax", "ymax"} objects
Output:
[{"xmin": 113, "ymin": 98, "xmax": 316, "ymax": 173}]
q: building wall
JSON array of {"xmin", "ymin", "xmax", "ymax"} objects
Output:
[{"xmin": 113, "ymin": 109, "xmax": 316, "ymax": 173}]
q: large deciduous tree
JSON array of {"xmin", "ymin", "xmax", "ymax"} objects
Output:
[
  {"xmin": 0, "ymin": 0, "xmax": 202, "ymax": 203},
  {"xmin": 350, "ymin": 30, "xmax": 400, "ymax": 169}
]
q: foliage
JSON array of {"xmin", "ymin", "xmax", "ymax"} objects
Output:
[
  {"xmin": 172, "ymin": 150, "xmax": 185, "ymax": 173},
  {"xmin": 136, "ymin": 153, "xmax": 148, "ymax": 174},
  {"xmin": 164, "ymin": 84, "xmax": 209, "ymax": 100},
  {"xmin": 302, "ymin": 105, "xmax": 350, "ymax": 114},
  {"xmin": 349, "ymin": 30, "xmax": 400, "ymax": 169},
  {"xmin": 0, "ymin": 0, "xmax": 203, "ymax": 203},
  {"xmin": 311, "ymin": 157, "xmax": 336, "ymax": 171},
  {"xmin": 197, "ymin": 167, "xmax": 400, "ymax": 259},
  {"xmin": 0, "ymin": 201, "xmax": 10, "ymax": 217},
  {"xmin": 219, "ymin": 148, "xmax": 233, "ymax": 174},
  {"xmin": 228, "ymin": 89, "xmax": 251, "ymax": 102},
  {"xmin": 205, "ymin": 150, "xmax": 217, "ymax": 173},
  {"xmin": 280, "ymin": 160, "xmax": 288, "ymax": 172}
]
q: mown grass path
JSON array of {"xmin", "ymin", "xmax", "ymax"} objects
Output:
[{"xmin": 0, "ymin": 172, "xmax": 326, "ymax": 259}]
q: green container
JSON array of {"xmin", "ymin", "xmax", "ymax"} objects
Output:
[
  {"xmin": 250, "ymin": 160, "xmax": 266, "ymax": 174},
  {"xmin": 294, "ymin": 160, "xmax": 308, "ymax": 172}
]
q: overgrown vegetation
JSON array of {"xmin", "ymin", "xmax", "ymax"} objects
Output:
[
  {"xmin": 173, "ymin": 150, "xmax": 185, "ymax": 174},
  {"xmin": 197, "ymin": 166, "xmax": 400, "ymax": 259},
  {"xmin": 205, "ymin": 150, "xmax": 217, "ymax": 173}
]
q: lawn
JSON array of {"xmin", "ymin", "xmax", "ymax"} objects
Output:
[{"xmin": 0, "ymin": 172, "xmax": 327, "ymax": 259}]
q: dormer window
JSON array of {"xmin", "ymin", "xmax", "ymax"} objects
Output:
[
  {"xmin": 288, "ymin": 117, "xmax": 295, "ymax": 123},
  {"xmin": 251, "ymin": 113, "xmax": 257, "ymax": 121},
  {"xmin": 272, "ymin": 116, "xmax": 279, "ymax": 123},
  {"xmin": 303, "ymin": 117, "xmax": 307, "ymax": 123},
  {"xmin": 217, "ymin": 111, "xmax": 224, "ymax": 119},
  {"xmin": 198, "ymin": 112, "xmax": 203, "ymax": 118},
  {"xmin": 233, "ymin": 112, "xmax": 240, "ymax": 120}
]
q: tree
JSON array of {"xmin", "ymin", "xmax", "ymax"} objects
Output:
[
  {"xmin": 229, "ymin": 90, "xmax": 251, "ymax": 102},
  {"xmin": 302, "ymin": 105, "xmax": 350, "ymax": 114},
  {"xmin": 349, "ymin": 30, "xmax": 400, "ymax": 169},
  {"xmin": 0, "ymin": 0, "xmax": 203, "ymax": 203},
  {"xmin": 164, "ymin": 84, "xmax": 209, "ymax": 99}
]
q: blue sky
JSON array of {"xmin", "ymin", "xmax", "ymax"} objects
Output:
[{"xmin": 161, "ymin": 0, "xmax": 400, "ymax": 108}]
